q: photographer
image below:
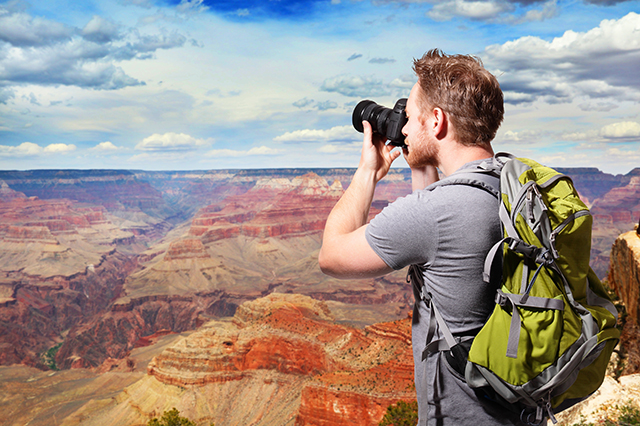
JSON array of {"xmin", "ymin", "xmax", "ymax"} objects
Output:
[{"xmin": 319, "ymin": 49, "xmax": 522, "ymax": 425}]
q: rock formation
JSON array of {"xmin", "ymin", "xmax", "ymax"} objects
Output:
[
  {"xmin": 608, "ymin": 227, "xmax": 640, "ymax": 375},
  {"xmin": 136, "ymin": 293, "xmax": 416, "ymax": 426},
  {"xmin": 590, "ymin": 177, "xmax": 640, "ymax": 278}
]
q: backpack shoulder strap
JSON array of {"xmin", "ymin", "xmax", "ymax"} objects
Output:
[{"xmin": 425, "ymin": 155, "xmax": 504, "ymax": 199}]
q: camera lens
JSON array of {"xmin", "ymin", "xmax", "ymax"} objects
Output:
[
  {"xmin": 352, "ymin": 101, "xmax": 390, "ymax": 134},
  {"xmin": 352, "ymin": 98, "xmax": 407, "ymax": 146}
]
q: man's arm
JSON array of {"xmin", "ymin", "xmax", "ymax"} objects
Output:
[{"xmin": 318, "ymin": 122, "xmax": 400, "ymax": 279}]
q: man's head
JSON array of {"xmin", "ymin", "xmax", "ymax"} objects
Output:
[{"xmin": 412, "ymin": 49, "xmax": 503, "ymax": 147}]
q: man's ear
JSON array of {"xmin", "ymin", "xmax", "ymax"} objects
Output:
[{"xmin": 432, "ymin": 107, "xmax": 447, "ymax": 139}]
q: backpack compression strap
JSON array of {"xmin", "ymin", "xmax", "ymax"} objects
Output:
[{"xmin": 412, "ymin": 157, "xmax": 504, "ymax": 360}]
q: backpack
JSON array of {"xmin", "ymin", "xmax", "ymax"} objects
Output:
[{"xmin": 410, "ymin": 153, "xmax": 620, "ymax": 425}]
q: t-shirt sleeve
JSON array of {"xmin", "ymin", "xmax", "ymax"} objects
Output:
[{"xmin": 365, "ymin": 191, "xmax": 438, "ymax": 270}]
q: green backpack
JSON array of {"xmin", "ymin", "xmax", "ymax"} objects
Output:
[{"xmin": 412, "ymin": 153, "xmax": 620, "ymax": 425}]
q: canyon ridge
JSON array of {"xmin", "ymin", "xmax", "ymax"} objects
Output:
[{"xmin": 0, "ymin": 165, "xmax": 639, "ymax": 425}]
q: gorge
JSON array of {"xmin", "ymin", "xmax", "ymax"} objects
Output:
[{"xmin": 0, "ymin": 165, "xmax": 639, "ymax": 425}]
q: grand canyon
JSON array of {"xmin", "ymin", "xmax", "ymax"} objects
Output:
[{"xmin": 0, "ymin": 165, "xmax": 640, "ymax": 425}]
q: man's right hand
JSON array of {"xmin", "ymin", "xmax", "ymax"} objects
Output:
[{"xmin": 358, "ymin": 121, "xmax": 402, "ymax": 184}]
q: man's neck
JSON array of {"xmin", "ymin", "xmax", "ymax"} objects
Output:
[{"xmin": 438, "ymin": 144, "xmax": 495, "ymax": 176}]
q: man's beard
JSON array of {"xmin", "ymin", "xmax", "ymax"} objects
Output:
[{"xmin": 403, "ymin": 137, "xmax": 439, "ymax": 169}]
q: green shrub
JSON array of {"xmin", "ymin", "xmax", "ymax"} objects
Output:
[
  {"xmin": 147, "ymin": 408, "xmax": 213, "ymax": 426},
  {"xmin": 379, "ymin": 400, "xmax": 418, "ymax": 426}
]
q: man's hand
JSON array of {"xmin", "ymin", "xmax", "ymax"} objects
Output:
[
  {"xmin": 318, "ymin": 121, "xmax": 396, "ymax": 279},
  {"xmin": 359, "ymin": 121, "xmax": 402, "ymax": 184}
]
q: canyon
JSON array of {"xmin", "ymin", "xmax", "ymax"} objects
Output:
[{"xmin": 0, "ymin": 164, "xmax": 639, "ymax": 425}]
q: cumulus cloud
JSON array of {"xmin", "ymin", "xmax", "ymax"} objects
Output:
[
  {"xmin": 0, "ymin": 142, "xmax": 76, "ymax": 157},
  {"xmin": 91, "ymin": 141, "xmax": 120, "ymax": 151},
  {"xmin": 0, "ymin": 142, "xmax": 43, "ymax": 157},
  {"xmin": 320, "ymin": 75, "xmax": 391, "ymax": 98},
  {"xmin": 44, "ymin": 143, "xmax": 76, "ymax": 153},
  {"xmin": 428, "ymin": 0, "xmax": 514, "ymax": 21},
  {"xmin": 274, "ymin": 125, "xmax": 358, "ymax": 143},
  {"xmin": 206, "ymin": 146, "xmax": 280, "ymax": 157},
  {"xmin": 0, "ymin": 6, "xmax": 73, "ymax": 46},
  {"xmin": 600, "ymin": 121, "xmax": 640, "ymax": 139},
  {"xmin": 0, "ymin": 5, "xmax": 187, "ymax": 91},
  {"xmin": 484, "ymin": 12, "xmax": 640, "ymax": 104},
  {"xmin": 82, "ymin": 16, "xmax": 120, "ymax": 43},
  {"xmin": 135, "ymin": 132, "xmax": 212, "ymax": 151}
]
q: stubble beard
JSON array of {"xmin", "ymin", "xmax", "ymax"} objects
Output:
[{"xmin": 404, "ymin": 136, "xmax": 439, "ymax": 169}]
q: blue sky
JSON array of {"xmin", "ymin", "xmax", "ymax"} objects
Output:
[{"xmin": 1, "ymin": 0, "xmax": 639, "ymax": 173}]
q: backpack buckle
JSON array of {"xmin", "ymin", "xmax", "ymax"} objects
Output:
[{"xmin": 495, "ymin": 291, "xmax": 509, "ymax": 308}]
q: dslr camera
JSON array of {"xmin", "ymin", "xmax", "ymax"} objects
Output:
[{"xmin": 352, "ymin": 98, "xmax": 408, "ymax": 147}]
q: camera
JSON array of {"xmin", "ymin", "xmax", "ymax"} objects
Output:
[{"xmin": 352, "ymin": 98, "xmax": 408, "ymax": 147}]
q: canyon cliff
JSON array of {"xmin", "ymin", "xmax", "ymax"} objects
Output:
[
  {"xmin": 0, "ymin": 293, "xmax": 416, "ymax": 426},
  {"xmin": 608, "ymin": 225, "xmax": 640, "ymax": 375},
  {"xmin": 51, "ymin": 172, "xmax": 412, "ymax": 369},
  {"xmin": 1, "ymin": 165, "xmax": 639, "ymax": 426}
]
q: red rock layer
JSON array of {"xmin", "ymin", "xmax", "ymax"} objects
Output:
[
  {"xmin": 0, "ymin": 250, "xmax": 137, "ymax": 367},
  {"xmin": 147, "ymin": 294, "xmax": 415, "ymax": 426},
  {"xmin": 0, "ymin": 197, "xmax": 111, "ymax": 243},
  {"xmin": 163, "ymin": 238, "xmax": 210, "ymax": 261},
  {"xmin": 188, "ymin": 173, "xmax": 343, "ymax": 242}
]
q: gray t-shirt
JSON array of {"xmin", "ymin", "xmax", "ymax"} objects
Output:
[
  {"xmin": 366, "ymin": 160, "xmax": 522, "ymax": 425},
  {"xmin": 366, "ymin": 160, "xmax": 501, "ymax": 333}
]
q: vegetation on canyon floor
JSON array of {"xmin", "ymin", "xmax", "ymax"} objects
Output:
[
  {"xmin": 378, "ymin": 400, "xmax": 419, "ymax": 426},
  {"xmin": 147, "ymin": 408, "xmax": 214, "ymax": 426}
]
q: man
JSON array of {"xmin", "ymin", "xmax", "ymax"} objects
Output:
[{"xmin": 319, "ymin": 49, "xmax": 522, "ymax": 425}]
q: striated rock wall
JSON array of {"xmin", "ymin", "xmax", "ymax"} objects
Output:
[
  {"xmin": 609, "ymin": 229, "xmax": 640, "ymax": 325},
  {"xmin": 608, "ymin": 228, "xmax": 640, "ymax": 375},
  {"xmin": 188, "ymin": 172, "xmax": 343, "ymax": 243},
  {"xmin": 144, "ymin": 294, "xmax": 415, "ymax": 426},
  {"xmin": 590, "ymin": 177, "xmax": 640, "ymax": 278},
  {"xmin": 0, "ymin": 250, "xmax": 137, "ymax": 367}
]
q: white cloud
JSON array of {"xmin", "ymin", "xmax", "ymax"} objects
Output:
[
  {"xmin": 0, "ymin": 141, "xmax": 75, "ymax": 157},
  {"xmin": 428, "ymin": 0, "xmax": 513, "ymax": 21},
  {"xmin": 600, "ymin": 121, "xmax": 640, "ymax": 139},
  {"xmin": 44, "ymin": 143, "xmax": 76, "ymax": 153},
  {"xmin": 0, "ymin": 6, "xmax": 186, "ymax": 90},
  {"xmin": 485, "ymin": 12, "xmax": 640, "ymax": 104},
  {"xmin": 0, "ymin": 7, "xmax": 73, "ymax": 46},
  {"xmin": 82, "ymin": 16, "xmax": 120, "ymax": 43},
  {"xmin": 502, "ymin": 0, "xmax": 558, "ymax": 24},
  {"xmin": 0, "ymin": 142, "xmax": 43, "ymax": 157},
  {"xmin": 274, "ymin": 125, "xmax": 358, "ymax": 143},
  {"xmin": 92, "ymin": 141, "xmax": 120, "ymax": 151},
  {"xmin": 135, "ymin": 132, "xmax": 212, "ymax": 151}
]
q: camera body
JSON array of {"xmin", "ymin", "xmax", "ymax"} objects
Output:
[{"xmin": 352, "ymin": 98, "xmax": 408, "ymax": 147}]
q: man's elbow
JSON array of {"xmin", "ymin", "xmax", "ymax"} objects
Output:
[
  {"xmin": 319, "ymin": 245, "xmax": 354, "ymax": 279},
  {"xmin": 318, "ymin": 246, "xmax": 340, "ymax": 277}
]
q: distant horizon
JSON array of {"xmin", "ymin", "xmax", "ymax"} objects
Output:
[
  {"xmin": 1, "ymin": 163, "xmax": 639, "ymax": 176},
  {"xmin": 1, "ymin": 0, "xmax": 639, "ymax": 174}
]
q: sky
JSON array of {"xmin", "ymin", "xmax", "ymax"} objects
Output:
[{"xmin": 1, "ymin": 0, "xmax": 639, "ymax": 174}]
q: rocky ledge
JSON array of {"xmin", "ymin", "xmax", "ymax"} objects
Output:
[{"xmin": 147, "ymin": 293, "xmax": 415, "ymax": 425}]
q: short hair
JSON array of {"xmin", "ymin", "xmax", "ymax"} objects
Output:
[{"xmin": 412, "ymin": 49, "xmax": 504, "ymax": 147}]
